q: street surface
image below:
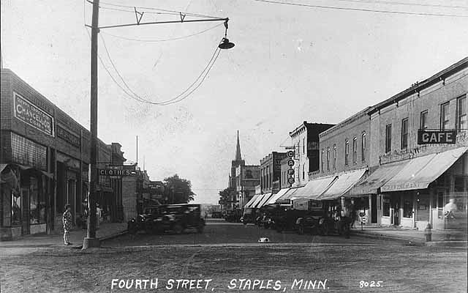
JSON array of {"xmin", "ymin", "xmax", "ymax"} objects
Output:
[{"xmin": 0, "ymin": 219, "xmax": 466, "ymax": 293}]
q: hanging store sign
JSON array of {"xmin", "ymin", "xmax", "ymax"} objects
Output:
[
  {"xmin": 417, "ymin": 130, "xmax": 456, "ymax": 144},
  {"xmin": 14, "ymin": 93, "xmax": 54, "ymax": 136},
  {"xmin": 98, "ymin": 169, "xmax": 137, "ymax": 176}
]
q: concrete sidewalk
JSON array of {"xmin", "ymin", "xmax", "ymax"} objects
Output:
[
  {"xmin": 351, "ymin": 224, "xmax": 468, "ymax": 247},
  {"xmin": 0, "ymin": 222, "xmax": 128, "ymax": 248}
]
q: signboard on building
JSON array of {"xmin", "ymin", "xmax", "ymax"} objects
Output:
[
  {"xmin": 417, "ymin": 130, "xmax": 456, "ymax": 144},
  {"xmin": 98, "ymin": 169, "xmax": 137, "ymax": 176},
  {"xmin": 13, "ymin": 93, "xmax": 54, "ymax": 136},
  {"xmin": 57, "ymin": 125, "xmax": 80, "ymax": 148}
]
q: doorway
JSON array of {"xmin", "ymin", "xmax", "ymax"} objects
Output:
[{"xmin": 391, "ymin": 197, "xmax": 400, "ymax": 226}]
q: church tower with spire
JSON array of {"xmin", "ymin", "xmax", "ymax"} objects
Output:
[{"xmin": 229, "ymin": 131, "xmax": 245, "ymax": 190}]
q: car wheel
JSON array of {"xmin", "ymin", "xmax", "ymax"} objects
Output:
[
  {"xmin": 320, "ymin": 223, "xmax": 330, "ymax": 236},
  {"xmin": 173, "ymin": 223, "xmax": 183, "ymax": 234},
  {"xmin": 297, "ymin": 225, "xmax": 304, "ymax": 235},
  {"xmin": 197, "ymin": 225, "xmax": 204, "ymax": 233}
]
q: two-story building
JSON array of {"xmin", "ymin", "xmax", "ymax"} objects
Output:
[
  {"xmin": 0, "ymin": 69, "xmax": 126, "ymax": 240},
  {"xmin": 351, "ymin": 57, "xmax": 468, "ymax": 231}
]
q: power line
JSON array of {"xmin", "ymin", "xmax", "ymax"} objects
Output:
[
  {"xmin": 98, "ymin": 31, "xmax": 223, "ymax": 105},
  {"xmin": 253, "ymin": 0, "xmax": 468, "ymax": 17},
  {"xmin": 100, "ymin": 23, "xmax": 223, "ymax": 43},
  {"xmin": 316, "ymin": 0, "xmax": 468, "ymax": 10}
]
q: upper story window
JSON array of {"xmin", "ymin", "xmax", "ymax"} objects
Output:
[
  {"xmin": 361, "ymin": 132, "xmax": 366, "ymax": 162},
  {"xmin": 326, "ymin": 147, "xmax": 330, "ymax": 171},
  {"xmin": 385, "ymin": 124, "xmax": 392, "ymax": 153},
  {"xmin": 245, "ymin": 170, "xmax": 253, "ymax": 179},
  {"xmin": 303, "ymin": 138, "xmax": 306, "ymax": 154},
  {"xmin": 344, "ymin": 139, "xmax": 349, "ymax": 166},
  {"xmin": 302, "ymin": 164, "xmax": 305, "ymax": 180},
  {"xmin": 440, "ymin": 102, "xmax": 450, "ymax": 130},
  {"xmin": 420, "ymin": 110, "xmax": 428, "ymax": 130},
  {"xmin": 321, "ymin": 149, "xmax": 325, "ymax": 172},
  {"xmin": 352, "ymin": 137, "xmax": 357, "ymax": 164},
  {"xmin": 333, "ymin": 145, "xmax": 337, "ymax": 170},
  {"xmin": 401, "ymin": 118, "xmax": 408, "ymax": 150},
  {"xmin": 457, "ymin": 96, "xmax": 466, "ymax": 132}
]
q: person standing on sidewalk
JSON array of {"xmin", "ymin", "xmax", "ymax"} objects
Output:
[{"xmin": 62, "ymin": 204, "xmax": 73, "ymax": 245}]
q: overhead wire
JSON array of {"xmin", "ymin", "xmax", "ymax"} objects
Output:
[
  {"xmin": 253, "ymin": 0, "xmax": 468, "ymax": 17},
  {"xmin": 99, "ymin": 32, "xmax": 223, "ymax": 105},
  {"xmin": 313, "ymin": 0, "xmax": 468, "ymax": 10},
  {"xmin": 100, "ymin": 23, "xmax": 223, "ymax": 43}
]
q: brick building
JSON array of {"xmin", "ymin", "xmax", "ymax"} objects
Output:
[
  {"xmin": 0, "ymin": 69, "xmax": 125, "ymax": 240},
  {"xmin": 351, "ymin": 57, "xmax": 468, "ymax": 231}
]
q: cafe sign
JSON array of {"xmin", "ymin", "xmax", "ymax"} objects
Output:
[
  {"xmin": 14, "ymin": 93, "xmax": 54, "ymax": 136},
  {"xmin": 417, "ymin": 130, "xmax": 456, "ymax": 145}
]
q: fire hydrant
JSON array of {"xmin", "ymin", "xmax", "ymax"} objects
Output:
[{"xmin": 424, "ymin": 223, "xmax": 432, "ymax": 242}]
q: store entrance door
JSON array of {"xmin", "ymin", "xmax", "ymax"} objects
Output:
[
  {"xmin": 391, "ymin": 198, "xmax": 400, "ymax": 226},
  {"xmin": 21, "ymin": 188, "xmax": 30, "ymax": 235}
]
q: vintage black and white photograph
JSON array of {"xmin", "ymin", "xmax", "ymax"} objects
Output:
[{"xmin": 0, "ymin": 0, "xmax": 467, "ymax": 292}]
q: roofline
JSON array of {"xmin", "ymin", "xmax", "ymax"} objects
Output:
[
  {"xmin": 369, "ymin": 57, "xmax": 468, "ymax": 115},
  {"xmin": 319, "ymin": 106, "xmax": 373, "ymax": 137}
]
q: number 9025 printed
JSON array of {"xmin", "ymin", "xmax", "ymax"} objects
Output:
[{"xmin": 359, "ymin": 281, "xmax": 383, "ymax": 288}]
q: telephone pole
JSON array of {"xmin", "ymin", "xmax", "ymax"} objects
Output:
[
  {"xmin": 82, "ymin": 0, "xmax": 234, "ymax": 249},
  {"xmin": 83, "ymin": 0, "xmax": 100, "ymax": 249}
]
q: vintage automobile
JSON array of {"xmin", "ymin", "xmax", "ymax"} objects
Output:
[
  {"xmin": 224, "ymin": 209, "xmax": 242, "ymax": 222},
  {"xmin": 211, "ymin": 211, "xmax": 223, "ymax": 218},
  {"xmin": 127, "ymin": 206, "xmax": 163, "ymax": 234},
  {"xmin": 272, "ymin": 208, "xmax": 308, "ymax": 233},
  {"xmin": 128, "ymin": 204, "xmax": 206, "ymax": 234},
  {"xmin": 240, "ymin": 208, "xmax": 257, "ymax": 225}
]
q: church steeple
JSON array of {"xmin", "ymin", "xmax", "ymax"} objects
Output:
[{"xmin": 235, "ymin": 130, "xmax": 242, "ymax": 161}]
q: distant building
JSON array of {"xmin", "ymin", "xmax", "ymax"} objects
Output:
[
  {"xmin": 288, "ymin": 122, "xmax": 335, "ymax": 187},
  {"xmin": 260, "ymin": 152, "xmax": 287, "ymax": 194},
  {"xmin": 235, "ymin": 164, "xmax": 260, "ymax": 208}
]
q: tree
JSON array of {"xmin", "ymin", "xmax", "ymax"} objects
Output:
[
  {"xmin": 163, "ymin": 174, "xmax": 195, "ymax": 204},
  {"xmin": 219, "ymin": 187, "xmax": 237, "ymax": 210}
]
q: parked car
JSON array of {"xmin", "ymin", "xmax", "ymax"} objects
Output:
[
  {"xmin": 272, "ymin": 208, "xmax": 308, "ymax": 232},
  {"xmin": 127, "ymin": 206, "xmax": 163, "ymax": 234},
  {"xmin": 128, "ymin": 204, "xmax": 206, "ymax": 234},
  {"xmin": 211, "ymin": 211, "xmax": 223, "ymax": 218},
  {"xmin": 240, "ymin": 208, "xmax": 257, "ymax": 225},
  {"xmin": 225, "ymin": 209, "xmax": 242, "ymax": 222}
]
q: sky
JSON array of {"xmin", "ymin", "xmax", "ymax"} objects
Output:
[{"xmin": 1, "ymin": 0, "xmax": 468, "ymax": 204}]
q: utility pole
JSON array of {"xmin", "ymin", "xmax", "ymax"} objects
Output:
[
  {"xmin": 83, "ymin": 0, "xmax": 100, "ymax": 249},
  {"xmin": 81, "ymin": 0, "xmax": 234, "ymax": 249}
]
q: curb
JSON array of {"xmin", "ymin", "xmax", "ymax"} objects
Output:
[
  {"xmin": 100, "ymin": 230, "xmax": 128, "ymax": 241},
  {"xmin": 352, "ymin": 231, "xmax": 425, "ymax": 245}
]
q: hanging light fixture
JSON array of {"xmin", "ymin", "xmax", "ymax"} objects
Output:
[{"xmin": 218, "ymin": 19, "xmax": 235, "ymax": 50}]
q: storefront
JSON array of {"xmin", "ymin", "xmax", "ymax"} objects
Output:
[{"xmin": 379, "ymin": 147, "xmax": 467, "ymax": 231}]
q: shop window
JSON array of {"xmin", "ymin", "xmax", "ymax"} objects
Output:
[
  {"xmin": 12, "ymin": 193, "xmax": 21, "ymax": 226},
  {"xmin": 2, "ymin": 190, "xmax": 12, "ymax": 226},
  {"xmin": 403, "ymin": 199, "xmax": 413, "ymax": 218},
  {"xmin": 383, "ymin": 197, "xmax": 390, "ymax": 217}
]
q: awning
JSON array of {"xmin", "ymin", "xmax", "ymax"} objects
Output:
[
  {"xmin": 276, "ymin": 188, "xmax": 300, "ymax": 203},
  {"xmin": 0, "ymin": 164, "xmax": 8, "ymax": 173},
  {"xmin": 318, "ymin": 168, "xmax": 367, "ymax": 200},
  {"xmin": 251, "ymin": 193, "xmax": 268, "ymax": 208},
  {"xmin": 244, "ymin": 194, "xmax": 261, "ymax": 209},
  {"xmin": 348, "ymin": 160, "xmax": 409, "ymax": 196},
  {"xmin": 266, "ymin": 188, "xmax": 290, "ymax": 205},
  {"xmin": 294, "ymin": 175, "xmax": 337, "ymax": 200},
  {"xmin": 256, "ymin": 193, "xmax": 274, "ymax": 208},
  {"xmin": 381, "ymin": 147, "xmax": 468, "ymax": 192}
]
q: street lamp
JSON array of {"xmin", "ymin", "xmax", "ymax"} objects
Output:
[{"xmin": 82, "ymin": 0, "xmax": 234, "ymax": 249}]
